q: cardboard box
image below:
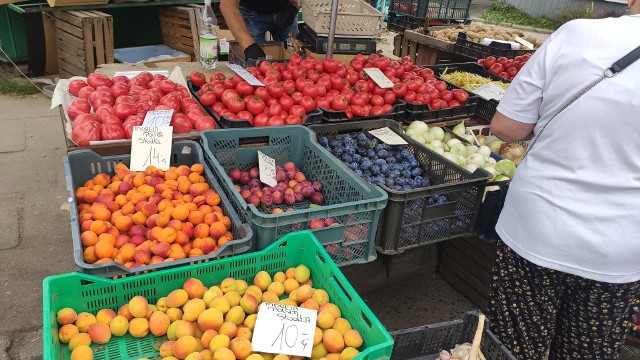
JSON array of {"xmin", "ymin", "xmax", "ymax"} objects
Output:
[
  {"xmin": 229, "ymin": 41, "xmax": 293, "ymax": 68},
  {"xmin": 304, "ymin": 48, "xmax": 356, "ymax": 64}
]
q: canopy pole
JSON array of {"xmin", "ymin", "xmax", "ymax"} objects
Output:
[{"xmin": 326, "ymin": 0, "xmax": 340, "ymax": 58}]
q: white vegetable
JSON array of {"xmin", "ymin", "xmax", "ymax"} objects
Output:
[
  {"xmin": 495, "ymin": 159, "xmax": 516, "ymax": 178},
  {"xmin": 405, "ymin": 128, "xmax": 416, "ymax": 137},
  {"xmin": 466, "ymin": 153, "xmax": 486, "ymax": 167},
  {"xmin": 476, "ymin": 134, "xmax": 488, "ymax": 146},
  {"xmin": 407, "ymin": 121, "xmax": 429, "ymax": 136},
  {"xmin": 486, "ymin": 157, "xmax": 496, "ymax": 166},
  {"xmin": 430, "ymin": 139, "xmax": 444, "ymax": 149},
  {"xmin": 447, "ymin": 138, "xmax": 462, "ymax": 148},
  {"xmin": 443, "ymin": 152, "xmax": 460, "ymax": 164},
  {"xmin": 483, "ymin": 166, "xmax": 498, "ymax": 179},
  {"xmin": 478, "ymin": 145, "xmax": 492, "ymax": 158},
  {"xmin": 425, "ymin": 143, "xmax": 436, "ymax": 150},
  {"xmin": 458, "ymin": 155, "xmax": 467, "ymax": 166},
  {"xmin": 450, "ymin": 143, "xmax": 467, "ymax": 156},
  {"xmin": 452, "ymin": 120, "xmax": 466, "ymax": 137},
  {"xmin": 495, "ymin": 175, "xmax": 511, "ymax": 181},
  {"xmin": 423, "ymin": 130, "xmax": 437, "ymax": 143},
  {"xmin": 413, "ymin": 134, "xmax": 426, "ymax": 145},
  {"xmin": 489, "ymin": 140, "xmax": 505, "ymax": 153},
  {"xmin": 465, "ymin": 145, "xmax": 479, "ymax": 156},
  {"xmin": 463, "ymin": 134, "xmax": 476, "ymax": 144},
  {"xmin": 430, "ymin": 127, "xmax": 445, "ymax": 142},
  {"xmin": 464, "ymin": 164, "xmax": 479, "ymax": 173},
  {"xmin": 433, "ymin": 147, "xmax": 445, "ymax": 155},
  {"xmin": 443, "ymin": 132, "xmax": 453, "ymax": 143}
]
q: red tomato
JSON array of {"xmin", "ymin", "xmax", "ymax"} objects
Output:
[
  {"xmin": 210, "ymin": 72, "xmax": 227, "ymax": 83},
  {"xmin": 100, "ymin": 123, "xmax": 126, "ymax": 140},
  {"xmin": 67, "ymin": 105, "xmax": 88, "ymax": 120},
  {"xmin": 285, "ymin": 115, "xmax": 301, "ymax": 125},
  {"xmin": 170, "ymin": 113, "xmax": 192, "ymax": 133},
  {"xmin": 68, "ymin": 80, "xmax": 88, "ymax": 96},
  {"xmin": 227, "ymin": 96, "xmax": 246, "ymax": 113},
  {"xmin": 223, "ymin": 79, "xmax": 235, "ymax": 89},
  {"xmin": 254, "ymin": 113, "xmax": 269, "ymax": 127},
  {"xmin": 316, "ymin": 98, "xmax": 330, "ymax": 109},
  {"xmin": 258, "ymin": 61, "xmax": 272, "ymax": 74},
  {"xmin": 72, "ymin": 119, "xmax": 101, "ymax": 145},
  {"xmin": 373, "ymin": 57, "xmax": 390, "ymax": 70},
  {"xmin": 267, "ymin": 116, "xmax": 285, "ymax": 127},
  {"xmin": 440, "ymin": 90, "xmax": 453, "ymax": 103},
  {"xmin": 370, "ymin": 105, "xmax": 385, "ymax": 116},
  {"xmin": 299, "ymin": 96, "xmax": 316, "ymax": 112},
  {"xmin": 404, "ymin": 91, "xmax": 417, "ymax": 103},
  {"xmin": 345, "ymin": 71, "xmax": 360, "ymax": 85},
  {"xmin": 267, "ymin": 84, "xmax": 285, "ymax": 98},
  {"xmin": 267, "ymin": 98, "xmax": 279, "ymax": 106},
  {"xmin": 331, "ymin": 95, "xmax": 349, "ymax": 111},
  {"xmin": 282, "ymin": 80, "xmax": 296, "ymax": 95},
  {"xmin": 383, "ymin": 91, "xmax": 397, "ymax": 105},
  {"xmin": 251, "ymin": 87, "xmax": 268, "ymax": 102},
  {"xmin": 322, "ymin": 58, "xmax": 340, "ymax": 73},
  {"xmin": 451, "ymin": 89, "xmax": 469, "ymax": 103},
  {"xmin": 289, "ymin": 105, "xmax": 305, "ymax": 118},
  {"xmin": 199, "ymin": 91, "xmax": 217, "ymax": 106},
  {"xmin": 211, "ymin": 102, "xmax": 226, "ymax": 116},
  {"xmin": 507, "ymin": 67, "xmax": 519, "ymax": 77},
  {"xmin": 93, "ymin": 104, "xmax": 114, "ymax": 123},
  {"xmin": 302, "ymin": 85, "xmax": 318, "ymax": 98},
  {"xmin": 307, "ymin": 70, "xmax": 320, "ymax": 83},
  {"xmin": 382, "ymin": 104, "xmax": 393, "ymax": 113},
  {"xmin": 351, "ymin": 61, "xmax": 364, "ymax": 72},
  {"xmin": 195, "ymin": 116, "xmax": 216, "ymax": 131},
  {"xmin": 221, "ymin": 89, "xmax": 239, "ymax": 105},
  {"xmin": 114, "ymin": 102, "xmax": 137, "ymax": 120},
  {"xmin": 350, "ymin": 105, "xmax": 368, "ymax": 117},
  {"xmin": 330, "ymin": 75, "xmax": 346, "ymax": 91},
  {"xmin": 279, "ymin": 95, "xmax": 294, "ymax": 111},
  {"xmin": 78, "ymin": 86, "xmax": 95, "ymax": 100},
  {"xmin": 368, "ymin": 94, "xmax": 383, "ymax": 107},
  {"xmin": 236, "ymin": 111, "xmax": 254, "ymax": 124},
  {"xmin": 189, "ymin": 71, "xmax": 207, "ymax": 87},
  {"xmin": 71, "ymin": 97, "xmax": 91, "ymax": 113},
  {"xmin": 87, "ymin": 73, "xmax": 113, "ymax": 89},
  {"xmin": 236, "ymin": 81, "xmax": 254, "ymax": 96},
  {"xmin": 241, "ymin": 96, "xmax": 263, "ymax": 115},
  {"xmin": 130, "ymin": 72, "xmax": 153, "ymax": 87},
  {"xmin": 488, "ymin": 63, "xmax": 504, "ymax": 75},
  {"xmin": 116, "ymin": 95, "xmax": 136, "ymax": 106},
  {"xmin": 295, "ymin": 77, "xmax": 307, "ymax": 92},
  {"xmin": 267, "ymin": 103, "xmax": 283, "ymax": 117}
]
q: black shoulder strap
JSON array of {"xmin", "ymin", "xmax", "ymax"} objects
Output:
[{"xmin": 609, "ymin": 45, "xmax": 640, "ymax": 75}]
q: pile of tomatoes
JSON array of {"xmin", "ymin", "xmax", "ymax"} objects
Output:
[
  {"xmin": 477, "ymin": 54, "xmax": 532, "ymax": 81},
  {"xmin": 66, "ymin": 72, "xmax": 215, "ymax": 146},
  {"xmin": 189, "ymin": 53, "xmax": 470, "ymax": 126}
]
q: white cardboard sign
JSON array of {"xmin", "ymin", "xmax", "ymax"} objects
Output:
[
  {"xmin": 227, "ymin": 64, "xmax": 265, "ymax": 86},
  {"xmin": 130, "ymin": 126, "xmax": 173, "ymax": 171},
  {"xmin": 474, "ymin": 83, "xmax": 507, "ymax": 101},
  {"xmin": 364, "ymin": 68, "xmax": 394, "ymax": 88},
  {"xmin": 515, "ymin": 36, "xmax": 535, "ymax": 50},
  {"xmin": 258, "ymin": 151, "xmax": 277, "ymax": 187},
  {"xmin": 142, "ymin": 109, "xmax": 174, "ymax": 127},
  {"xmin": 251, "ymin": 303, "xmax": 317, "ymax": 357},
  {"xmin": 369, "ymin": 127, "xmax": 408, "ymax": 145}
]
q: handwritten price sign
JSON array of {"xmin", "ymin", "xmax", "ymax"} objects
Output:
[
  {"xmin": 258, "ymin": 151, "xmax": 277, "ymax": 187},
  {"xmin": 251, "ymin": 303, "xmax": 317, "ymax": 357},
  {"xmin": 130, "ymin": 126, "xmax": 173, "ymax": 171},
  {"xmin": 142, "ymin": 109, "xmax": 174, "ymax": 127},
  {"xmin": 227, "ymin": 64, "xmax": 265, "ymax": 86},
  {"xmin": 369, "ymin": 127, "xmax": 408, "ymax": 145},
  {"xmin": 364, "ymin": 68, "xmax": 394, "ymax": 89}
]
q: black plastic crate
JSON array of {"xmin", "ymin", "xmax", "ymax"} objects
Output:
[
  {"xmin": 298, "ymin": 23, "xmax": 376, "ymax": 55},
  {"xmin": 423, "ymin": 62, "xmax": 511, "ymax": 122},
  {"xmin": 454, "ymin": 32, "xmax": 536, "ymax": 60},
  {"xmin": 387, "ymin": 11, "xmax": 424, "ymax": 33},
  {"xmin": 402, "ymin": 80, "xmax": 478, "ymax": 124},
  {"xmin": 390, "ymin": 312, "xmax": 516, "ymax": 360},
  {"xmin": 321, "ymin": 100, "xmax": 406, "ymax": 123},
  {"xmin": 308, "ymin": 119, "xmax": 491, "ymax": 255},
  {"xmin": 390, "ymin": 0, "xmax": 471, "ymax": 20},
  {"xmin": 187, "ymin": 80, "xmax": 323, "ymax": 128}
]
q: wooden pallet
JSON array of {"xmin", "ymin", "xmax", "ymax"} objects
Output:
[
  {"xmin": 54, "ymin": 10, "xmax": 114, "ymax": 77},
  {"xmin": 393, "ymin": 27, "xmax": 469, "ymax": 66},
  {"xmin": 437, "ymin": 236, "xmax": 496, "ymax": 313}
]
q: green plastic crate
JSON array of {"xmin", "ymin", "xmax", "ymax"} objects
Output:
[
  {"xmin": 64, "ymin": 140, "xmax": 253, "ymax": 278},
  {"xmin": 43, "ymin": 231, "xmax": 394, "ymax": 360},
  {"xmin": 200, "ymin": 126, "xmax": 388, "ymax": 267},
  {"xmin": 0, "ymin": 6, "xmax": 28, "ymax": 61}
]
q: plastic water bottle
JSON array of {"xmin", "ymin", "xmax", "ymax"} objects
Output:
[{"xmin": 200, "ymin": 0, "xmax": 218, "ymax": 69}]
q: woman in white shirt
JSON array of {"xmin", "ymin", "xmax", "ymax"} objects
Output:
[{"xmin": 488, "ymin": 0, "xmax": 640, "ymax": 358}]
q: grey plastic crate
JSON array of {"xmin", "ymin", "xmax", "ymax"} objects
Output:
[
  {"xmin": 64, "ymin": 140, "xmax": 254, "ymax": 278},
  {"xmin": 390, "ymin": 312, "xmax": 516, "ymax": 360}
]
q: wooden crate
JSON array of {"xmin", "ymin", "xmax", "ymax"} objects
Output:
[
  {"xmin": 54, "ymin": 10, "xmax": 114, "ymax": 77},
  {"xmin": 394, "ymin": 27, "xmax": 469, "ymax": 66},
  {"xmin": 437, "ymin": 236, "xmax": 497, "ymax": 313}
]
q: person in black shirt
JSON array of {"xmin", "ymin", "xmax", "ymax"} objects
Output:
[{"xmin": 220, "ymin": 0, "xmax": 299, "ymax": 60}]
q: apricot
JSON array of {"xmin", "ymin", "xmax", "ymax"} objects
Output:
[
  {"xmin": 243, "ymin": 314, "xmax": 257, "ymax": 331},
  {"xmin": 89, "ymin": 220, "xmax": 108, "ymax": 235},
  {"xmin": 229, "ymin": 337, "xmax": 252, "ymax": 360},
  {"xmin": 183, "ymin": 298, "xmax": 207, "ymax": 322},
  {"xmin": 283, "ymin": 279, "xmax": 300, "ymax": 294},
  {"xmin": 343, "ymin": 329, "xmax": 363, "ymax": 348},
  {"xmin": 129, "ymin": 317, "xmax": 149, "ymax": 338},
  {"xmin": 167, "ymin": 289, "xmax": 189, "ymax": 308},
  {"xmin": 203, "ymin": 287, "xmax": 223, "ymax": 305},
  {"xmin": 166, "ymin": 307, "xmax": 183, "ymax": 322},
  {"xmin": 225, "ymin": 306, "xmax": 245, "ymax": 326},
  {"xmin": 312, "ymin": 289, "xmax": 329, "ymax": 306},
  {"xmin": 160, "ymin": 341, "xmax": 177, "ymax": 358},
  {"xmin": 239, "ymin": 294, "xmax": 259, "ymax": 315},
  {"xmin": 246, "ymin": 355, "xmax": 264, "ymax": 360},
  {"xmin": 235, "ymin": 326, "xmax": 252, "ymax": 340},
  {"xmin": 95, "ymin": 309, "xmax": 116, "ymax": 325},
  {"xmin": 94, "ymin": 239, "xmax": 114, "ymax": 259},
  {"xmin": 201, "ymin": 329, "xmax": 218, "ymax": 349},
  {"xmin": 332, "ymin": 318, "xmax": 351, "ymax": 336},
  {"xmin": 174, "ymin": 335, "xmax": 198, "ymax": 359},
  {"xmin": 297, "ymin": 285, "xmax": 313, "ymax": 303},
  {"xmin": 149, "ymin": 311, "xmax": 171, "ymax": 336},
  {"xmin": 317, "ymin": 311, "xmax": 336, "ymax": 330},
  {"xmin": 218, "ymin": 321, "xmax": 237, "ymax": 338},
  {"xmin": 70, "ymin": 345, "xmax": 93, "ymax": 360},
  {"xmin": 68, "ymin": 333, "xmax": 91, "ymax": 350},
  {"xmin": 174, "ymin": 319, "xmax": 196, "ymax": 339},
  {"xmin": 159, "ymin": 227, "xmax": 177, "ymax": 244},
  {"xmin": 193, "ymin": 223, "xmax": 210, "ymax": 239},
  {"xmin": 217, "ymin": 236, "xmax": 230, "ymax": 247},
  {"xmin": 184, "ymin": 278, "xmax": 207, "ymax": 299},
  {"xmin": 88, "ymin": 322, "xmax": 111, "ymax": 344},
  {"xmin": 314, "ymin": 327, "xmax": 323, "ymax": 345},
  {"xmin": 128, "ymin": 296, "xmax": 149, "ymax": 318},
  {"xmin": 209, "ymin": 295, "xmax": 231, "ymax": 314},
  {"xmin": 109, "ymin": 315, "xmax": 129, "ymax": 336},
  {"xmin": 57, "ymin": 307, "xmax": 78, "ymax": 325},
  {"xmin": 318, "ymin": 303, "xmax": 341, "ymax": 319},
  {"xmin": 76, "ymin": 312, "xmax": 97, "ymax": 333},
  {"xmin": 301, "ymin": 298, "xmax": 319, "ymax": 311},
  {"xmin": 244, "ymin": 285, "xmax": 262, "ymax": 302},
  {"xmin": 261, "ymin": 291, "xmax": 279, "ymax": 304},
  {"xmin": 58, "ymin": 324, "xmax": 79, "ymax": 343},
  {"xmin": 311, "ymin": 343, "xmax": 328, "ymax": 359},
  {"xmin": 117, "ymin": 304, "xmax": 134, "ymax": 321},
  {"xmin": 197, "ymin": 308, "xmax": 224, "ymax": 331},
  {"xmin": 212, "ymin": 347, "xmax": 235, "ymax": 360},
  {"xmin": 266, "ymin": 282, "xmax": 284, "ymax": 297},
  {"xmin": 273, "ymin": 271, "xmax": 286, "ymax": 284},
  {"xmin": 209, "ymin": 222, "xmax": 226, "ymax": 239},
  {"xmin": 294, "ymin": 265, "xmax": 310, "ymax": 283},
  {"xmin": 209, "ymin": 333, "xmax": 230, "ymax": 353},
  {"xmin": 323, "ymin": 329, "xmax": 345, "ymax": 353},
  {"xmin": 200, "ymin": 237, "xmax": 216, "ymax": 254},
  {"xmin": 278, "ymin": 299, "xmax": 297, "ymax": 307},
  {"xmin": 185, "ymin": 352, "xmax": 205, "ymax": 360},
  {"xmin": 341, "ymin": 347, "xmax": 360, "ymax": 360},
  {"xmin": 80, "ymin": 231, "xmax": 98, "ymax": 247},
  {"xmin": 220, "ymin": 278, "xmax": 236, "ymax": 293}
]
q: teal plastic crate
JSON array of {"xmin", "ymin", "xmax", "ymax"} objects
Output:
[
  {"xmin": 64, "ymin": 140, "xmax": 253, "ymax": 278},
  {"xmin": 43, "ymin": 231, "xmax": 394, "ymax": 360},
  {"xmin": 200, "ymin": 126, "xmax": 388, "ymax": 266},
  {"xmin": 0, "ymin": 6, "xmax": 28, "ymax": 61}
]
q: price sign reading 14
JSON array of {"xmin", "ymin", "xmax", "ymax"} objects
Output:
[
  {"xmin": 251, "ymin": 303, "xmax": 318, "ymax": 357},
  {"xmin": 129, "ymin": 126, "xmax": 173, "ymax": 171}
]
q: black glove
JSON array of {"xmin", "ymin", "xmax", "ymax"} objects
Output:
[
  {"xmin": 244, "ymin": 43, "xmax": 266, "ymax": 60},
  {"xmin": 275, "ymin": 3, "xmax": 298, "ymax": 29}
]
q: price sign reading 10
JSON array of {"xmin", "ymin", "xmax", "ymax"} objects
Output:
[{"xmin": 251, "ymin": 303, "xmax": 318, "ymax": 357}]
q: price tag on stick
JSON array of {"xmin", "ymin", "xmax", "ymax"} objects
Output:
[
  {"xmin": 142, "ymin": 109, "xmax": 174, "ymax": 127},
  {"xmin": 364, "ymin": 68, "xmax": 395, "ymax": 88},
  {"xmin": 473, "ymin": 83, "xmax": 507, "ymax": 101},
  {"xmin": 130, "ymin": 126, "xmax": 173, "ymax": 171},
  {"xmin": 258, "ymin": 151, "xmax": 277, "ymax": 187},
  {"xmin": 251, "ymin": 303, "xmax": 318, "ymax": 357},
  {"xmin": 369, "ymin": 127, "xmax": 408, "ymax": 145},
  {"xmin": 227, "ymin": 64, "xmax": 265, "ymax": 86}
]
